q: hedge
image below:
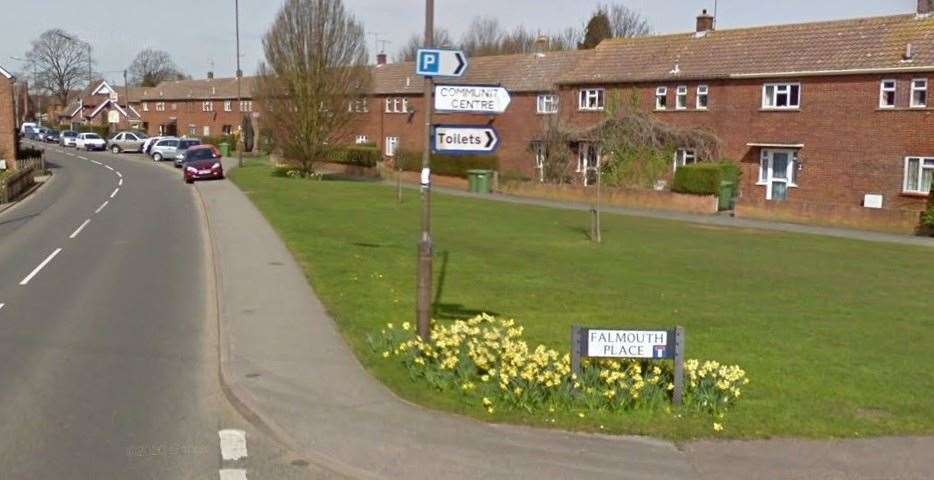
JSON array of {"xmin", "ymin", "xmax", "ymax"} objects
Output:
[
  {"xmin": 331, "ymin": 146, "xmax": 381, "ymax": 168},
  {"xmin": 922, "ymin": 185, "xmax": 934, "ymax": 233},
  {"xmin": 672, "ymin": 162, "xmax": 742, "ymax": 196},
  {"xmin": 395, "ymin": 150, "xmax": 499, "ymax": 178}
]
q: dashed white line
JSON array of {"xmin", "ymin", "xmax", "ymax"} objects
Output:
[
  {"xmin": 105, "ymin": 165, "xmax": 114, "ymax": 171},
  {"xmin": 218, "ymin": 429, "xmax": 248, "ymax": 461},
  {"xmin": 77, "ymin": 155, "xmax": 87, "ymax": 160},
  {"xmin": 95, "ymin": 200, "xmax": 109, "ymax": 214},
  {"xmin": 91, "ymin": 160, "xmax": 102, "ymax": 165},
  {"xmin": 118, "ymin": 178, "xmax": 123, "ymax": 186},
  {"xmin": 69, "ymin": 219, "xmax": 91, "ymax": 239},
  {"xmin": 66, "ymin": 153, "xmax": 76, "ymax": 157},
  {"xmin": 110, "ymin": 188, "xmax": 120, "ymax": 198},
  {"xmin": 20, "ymin": 248, "xmax": 62, "ymax": 286},
  {"xmin": 218, "ymin": 469, "xmax": 247, "ymax": 480},
  {"xmin": 116, "ymin": 171, "xmax": 123, "ymax": 178},
  {"xmin": 0, "ymin": 303, "xmax": 5, "ymax": 312}
]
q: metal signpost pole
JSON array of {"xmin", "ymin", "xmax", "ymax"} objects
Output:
[
  {"xmin": 673, "ymin": 326, "xmax": 685, "ymax": 406},
  {"xmin": 235, "ymin": 0, "xmax": 244, "ymax": 168},
  {"xmin": 416, "ymin": 0, "xmax": 435, "ymax": 341}
]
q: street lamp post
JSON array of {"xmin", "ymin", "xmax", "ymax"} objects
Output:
[{"xmin": 235, "ymin": 0, "xmax": 244, "ymax": 168}]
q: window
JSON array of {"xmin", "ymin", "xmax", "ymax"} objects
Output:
[
  {"xmin": 676, "ymin": 86, "xmax": 688, "ymax": 110},
  {"xmin": 188, "ymin": 125, "xmax": 197, "ymax": 136},
  {"xmin": 202, "ymin": 101, "xmax": 214, "ymax": 112},
  {"xmin": 655, "ymin": 87, "xmax": 668, "ymax": 110},
  {"xmin": 697, "ymin": 85, "xmax": 709, "ymax": 110},
  {"xmin": 224, "ymin": 101, "xmax": 232, "ymax": 112},
  {"xmin": 758, "ymin": 149, "xmax": 799, "ymax": 200},
  {"xmin": 762, "ymin": 83, "xmax": 801, "ymax": 109},
  {"xmin": 384, "ymin": 97, "xmax": 409, "ymax": 113},
  {"xmin": 239, "ymin": 101, "xmax": 253, "ymax": 112},
  {"xmin": 577, "ymin": 143, "xmax": 601, "ymax": 186},
  {"xmin": 143, "ymin": 102, "xmax": 149, "ymax": 112},
  {"xmin": 171, "ymin": 103, "xmax": 177, "ymax": 111},
  {"xmin": 533, "ymin": 142, "xmax": 546, "ymax": 181},
  {"xmin": 903, "ymin": 157, "xmax": 934, "ymax": 194},
  {"xmin": 578, "ymin": 89, "xmax": 605, "ymax": 111},
  {"xmin": 349, "ymin": 98, "xmax": 368, "ymax": 113},
  {"xmin": 155, "ymin": 102, "xmax": 165, "ymax": 112},
  {"xmin": 385, "ymin": 136, "xmax": 399, "ymax": 157},
  {"xmin": 202, "ymin": 126, "xmax": 210, "ymax": 136},
  {"xmin": 879, "ymin": 80, "xmax": 897, "ymax": 108},
  {"xmin": 355, "ymin": 135, "xmax": 368, "ymax": 145},
  {"xmin": 222, "ymin": 125, "xmax": 232, "ymax": 135},
  {"xmin": 673, "ymin": 149, "xmax": 697, "ymax": 171},
  {"xmin": 537, "ymin": 94, "xmax": 559, "ymax": 114},
  {"xmin": 910, "ymin": 79, "xmax": 927, "ymax": 108}
]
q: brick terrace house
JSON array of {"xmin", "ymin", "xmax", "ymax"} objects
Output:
[
  {"xmin": 557, "ymin": 6, "xmax": 934, "ymax": 212},
  {"xmin": 0, "ymin": 65, "xmax": 16, "ymax": 165},
  {"xmin": 61, "ymin": 80, "xmax": 143, "ymax": 132},
  {"xmin": 133, "ymin": 75, "xmax": 258, "ymax": 138}
]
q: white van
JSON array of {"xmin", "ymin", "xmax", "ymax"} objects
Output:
[{"xmin": 20, "ymin": 122, "xmax": 37, "ymax": 135}]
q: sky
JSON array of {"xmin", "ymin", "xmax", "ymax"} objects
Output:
[{"xmin": 0, "ymin": 0, "xmax": 920, "ymax": 86}]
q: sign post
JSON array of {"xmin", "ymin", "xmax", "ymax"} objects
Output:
[
  {"xmin": 571, "ymin": 326, "xmax": 685, "ymax": 405},
  {"xmin": 415, "ymin": 0, "xmax": 436, "ymax": 342}
]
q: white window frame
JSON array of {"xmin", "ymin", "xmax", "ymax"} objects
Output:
[
  {"xmin": 879, "ymin": 80, "xmax": 897, "ymax": 109},
  {"xmin": 188, "ymin": 125, "xmax": 197, "ymax": 136},
  {"xmin": 762, "ymin": 83, "xmax": 801, "ymax": 109},
  {"xmin": 537, "ymin": 94, "xmax": 559, "ymax": 114},
  {"xmin": 349, "ymin": 98, "xmax": 368, "ymax": 113},
  {"xmin": 655, "ymin": 87, "xmax": 668, "ymax": 110},
  {"xmin": 202, "ymin": 101, "xmax": 213, "ymax": 112},
  {"xmin": 676, "ymin": 86, "xmax": 688, "ymax": 110},
  {"xmin": 696, "ymin": 85, "xmax": 709, "ymax": 110},
  {"xmin": 578, "ymin": 89, "xmax": 605, "ymax": 111},
  {"xmin": 384, "ymin": 97, "xmax": 409, "ymax": 113},
  {"xmin": 385, "ymin": 136, "xmax": 399, "ymax": 157},
  {"xmin": 577, "ymin": 143, "xmax": 601, "ymax": 186},
  {"xmin": 224, "ymin": 100, "xmax": 232, "ymax": 112},
  {"xmin": 203, "ymin": 125, "xmax": 210, "ymax": 136},
  {"xmin": 673, "ymin": 149, "xmax": 697, "ymax": 172},
  {"xmin": 155, "ymin": 102, "xmax": 165, "ymax": 112},
  {"xmin": 533, "ymin": 142, "xmax": 546, "ymax": 182},
  {"xmin": 355, "ymin": 135, "xmax": 368, "ymax": 145},
  {"xmin": 240, "ymin": 101, "xmax": 253, "ymax": 112},
  {"xmin": 903, "ymin": 156, "xmax": 934, "ymax": 194},
  {"xmin": 142, "ymin": 102, "xmax": 149, "ymax": 112},
  {"xmin": 910, "ymin": 78, "xmax": 928, "ymax": 108},
  {"xmin": 757, "ymin": 149, "xmax": 800, "ymax": 200}
]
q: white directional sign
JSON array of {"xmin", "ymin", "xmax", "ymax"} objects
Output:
[
  {"xmin": 434, "ymin": 85, "xmax": 511, "ymax": 114},
  {"xmin": 432, "ymin": 126, "xmax": 499, "ymax": 155},
  {"xmin": 416, "ymin": 49, "xmax": 468, "ymax": 77}
]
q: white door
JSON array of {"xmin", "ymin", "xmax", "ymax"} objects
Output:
[
  {"xmin": 759, "ymin": 149, "xmax": 797, "ymax": 200},
  {"xmin": 579, "ymin": 143, "xmax": 600, "ymax": 186}
]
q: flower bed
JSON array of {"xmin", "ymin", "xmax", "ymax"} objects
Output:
[{"xmin": 369, "ymin": 314, "xmax": 748, "ymax": 431}]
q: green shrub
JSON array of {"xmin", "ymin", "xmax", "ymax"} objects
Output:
[
  {"xmin": 202, "ymin": 134, "xmax": 237, "ymax": 147},
  {"xmin": 672, "ymin": 162, "xmax": 742, "ymax": 196},
  {"xmin": 395, "ymin": 150, "xmax": 499, "ymax": 178},
  {"xmin": 921, "ymin": 185, "xmax": 934, "ymax": 234},
  {"xmin": 331, "ymin": 146, "xmax": 381, "ymax": 167}
]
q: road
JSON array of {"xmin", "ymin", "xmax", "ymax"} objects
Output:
[{"xmin": 0, "ymin": 142, "xmax": 331, "ymax": 479}]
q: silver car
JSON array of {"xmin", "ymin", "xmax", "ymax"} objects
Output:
[
  {"xmin": 149, "ymin": 137, "xmax": 180, "ymax": 162},
  {"xmin": 172, "ymin": 139, "xmax": 203, "ymax": 167},
  {"xmin": 107, "ymin": 131, "xmax": 149, "ymax": 153}
]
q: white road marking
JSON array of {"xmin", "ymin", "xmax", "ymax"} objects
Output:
[
  {"xmin": 91, "ymin": 160, "xmax": 102, "ymax": 165},
  {"xmin": 95, "ymin": 201, "xmax": 109, "ymax": 214},
  {"xmin": 69, "ymin": 219, "xmax": 91, "ymax": 239},
  {"xmin": 118, "ymin": 178, "xmax": 123, "ymax": 186},
  {"xmin": 219, "ymin": 469, "xmax": 247, "ymax": 480},
  {"xmin": 116, "ymin": 171, "xmax": 123, "ymax": 178},
  {"xmin": 0, "ymin": 303, "xmax": 5, "ymax": 311},
  {"xmin": 20, "ymin": 248, "xmax": 63, "ymax": 286},
  {"xmin": 66, "ymin": 153, "xmax": 75, "ymax": 157},
  {"xmin": 218, "ymin": 429, "xmax": 248, "ymax": 461},
  {"xmin": 110, "ymin": 188, "xmax": 119, "ymax": 198},
  {"xmin": 105, "ymin": 165, "xmax": 114, "ymax": 171}
]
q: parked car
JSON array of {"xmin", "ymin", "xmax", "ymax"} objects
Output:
[
  {"xmin": 44, "ymin": 129, "xmax": 60, "ymax": 143},
  {"xmin": 142, "ymin": 135, "xmax": 172, "ymax": 156},
  {"xmin": 75, "ymin": 132, "xmax": 106, "ymax": 151},
  {"xmin": 181, "ymin": 145, "xmax": 224, "ymax": 183},
  {"xmin": 107, "ymin": 131, "xmax": 149, "ymax": 153},
  {"xmin": 20, "ymin": 122, "xmax": 37, "ymax": 135},
  {"xmin": 36, "ymin": 127, "xmax": 50, "ymax": 141},
  {"xmin": 60, "ymin": 130, "xmax": 78, "ymax": 147},
  {"xmin": 173, "ymin": 139, "xmax": 203, "ymax": 168},
  {"xmin": 23, "ymin": 126, "xmax": 39, "ymax": 140},
  {"xmin": 149, "ymin": 137, "xmax": 180, "ymax": 162}
]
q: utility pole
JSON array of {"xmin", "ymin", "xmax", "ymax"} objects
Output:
[
  {"xmin": 123, "ymin": 69, "xmax": 129, "ymax": 127},
  {"xmin": 235, "ymin": 0, "xmax": 244, "ymax": 167},
  {"xmin": 416, "ymin": 0, "xmax": 435, "ymax": 341}
]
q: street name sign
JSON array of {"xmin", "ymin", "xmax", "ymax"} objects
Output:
[
  {"xmin": 416, "ymin": 49, "xmax": 468, "ymax": 77},
  {"xmin": 434, "ymin": 85, "xmax": 511, "ymax": 114},
  {"xmin": 432, "ymin": 125, "xmax": 499, "ymax": 155}
]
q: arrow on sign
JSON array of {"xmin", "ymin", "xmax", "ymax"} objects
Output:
[
  {"xmin": 432, "ymin": 125, "xmax": 500, "ymax": 155},
  {"xmin": 434, "ymin": 85, "xmax": 511, "ymax": 114},
  {"xmin": 416, "ymin": 49, "xmax": 469, "ymax": 77}
]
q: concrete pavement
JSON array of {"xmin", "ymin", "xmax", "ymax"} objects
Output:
[{"xmin": 199, "ymin": 158, "xmax": 934, "ymax": 479}]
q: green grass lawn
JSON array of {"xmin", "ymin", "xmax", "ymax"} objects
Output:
[{"xmin": 231, "ymin": 162, "xmax": 934, "ymax": 440}]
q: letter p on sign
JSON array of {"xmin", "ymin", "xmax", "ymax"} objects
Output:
[{"xmin": 418, "ymin": 51, "xmax": 440, "ymax": 75}]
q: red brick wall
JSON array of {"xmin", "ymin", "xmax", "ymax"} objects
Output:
[
  {"xmin": 0, "ymin": 76, "xmax": 16, "ymax": 164},
  {"xmin": 560, "ymin": 74, "xmax": 934, "ymax": 211},
  {"xmin": 136, "ymin": 99, "xmax": 248, "ymax": 137}
]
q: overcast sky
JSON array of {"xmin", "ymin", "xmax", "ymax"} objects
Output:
[{"xmin": 0, "ymin": 0, "xmax": 920, "ymax": 85}]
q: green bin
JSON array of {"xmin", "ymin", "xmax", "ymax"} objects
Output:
[
  {"xmin": 718, "ymin": 180, "xmax": 734, "ymax": 211},
  {"xmin": 218, "ymin": 142, "xmax": 230, "ymax": 157},
  {"xmin": 467, "ymin": 170, "xmax": 479, "ymax": 193},
  {"xmin": 467, "ymin": 169, "xmax": 493, "ymax": 194}
]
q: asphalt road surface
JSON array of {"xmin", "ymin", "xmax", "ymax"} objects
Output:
[{"xmin": 0, "ymin": 142, "xmax": 333, "ymax": 479}]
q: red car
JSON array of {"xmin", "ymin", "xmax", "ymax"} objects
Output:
[{"xmin": 181, "ymin": 145, "xmax": 225, "ymax": 183}]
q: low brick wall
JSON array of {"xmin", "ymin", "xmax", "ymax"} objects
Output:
[
  {"xmin": 499, "ymin": 182, "xmax": 719, "ymax": 215},
  {"xmin": 735, "ymin": 197, "xmax": 923, "ymax": 234},
  {"xmin": 0, "ymin": 166, "xmax": 35, "ymax": 204},
  {"xmin": 316, "ymin": 161, "xmax": 380, "ymax": 178}
]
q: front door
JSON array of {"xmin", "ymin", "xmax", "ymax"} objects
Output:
[
  {"xmin": 759, "ymin": 149, "xmax": 797, "ymax": 201},
  {"xmin": 579, "ymin": 143, "xmax": 600, "ymax": 186}
]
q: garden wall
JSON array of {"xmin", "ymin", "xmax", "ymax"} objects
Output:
[
  {"xmin": 499, "ymin": 182, "xmax": 719, "ymax": 215},
  {"xmin": 316, "ymin": 161, "xmax": 380, "ymax": 178},
  {"xmin": 735, "ymin": 197, "xmax": 922, "ymax": 234}
]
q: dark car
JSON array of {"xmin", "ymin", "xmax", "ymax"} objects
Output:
[
  {"xmin": 44, "ymin": 129, "xmax": 60, "ymax": 143},
  {"xmin": 173, "ymin": 139, "xmax": 203, "ymax": 168},
  {"xmin": 181, "ymin": 145, "xmax": 224, "ymax": 184}
]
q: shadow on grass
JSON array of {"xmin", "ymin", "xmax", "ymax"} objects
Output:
[{"xmin": 432, "ymin": 250, "xmax": 499, "ymax": 320}]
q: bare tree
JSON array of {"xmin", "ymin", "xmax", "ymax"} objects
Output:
[
  {"xmin": 395, "ymin": 28, "xmax": 453, "ymax": 62},
  {"xmin": 25, "ymin": 29, "xmax": 89, "ymax": 106},
  {"xmin": 255, "ymin": 0, "xmax": 370, "ymax": 174},
  {"xmin": 500, "ymin": 26, "xmax": 537, "ymax": 55},
  {"xmin": 128, "ymin": 49, "xmax": 188, "ymax": 87},
  {"xmin": 550, "ymin": 27, "xmax": 583, "ymax": 51},
  {"xmin": 604, "ymin": 3, "xmax": 652, "ymax": 38},
  {"xmin": 460, "ymin": 16, "xmax": 505, "ymax": 57}
]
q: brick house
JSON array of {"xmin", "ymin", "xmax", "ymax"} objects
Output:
[
  {"xmin": 0, "ymin": 65, "xmax": 16, "ymax": 165},
  {"xmin": 133, "ymin": 75, "xmax": 257, "ymax": 138},
  {"xmin": 556, "ymin": 7, "xmax": 933, "ymax": 213},
  {"xmin": 61, "ymin": 80, "xmax": 143, "ymax": 132}
]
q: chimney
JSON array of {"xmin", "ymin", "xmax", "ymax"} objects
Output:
[
  {"xmin": 920, "ymin": 0, "xmax": 933, "ymax": 15},
  {"xmin": 376, "ymin": 53, "xmax": 388, "ymax": 66},
  {"xmin": 696, "ymin": 9, "xmax": 715, "ymax": 33},
  {"xmin": 207, "ymin": 71, "xmax": 214, "ymax": 80},
  {"xmin": 533, "ymin": 35, "xmax": 550, "ymax": 56}
]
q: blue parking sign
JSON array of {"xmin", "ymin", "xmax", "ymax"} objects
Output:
[
  {"xmin": 415, "ymin": 49, "xmax": 468, "ymax": 77},
  {"xmin": 418, "ymin": 51, "xmax": 440, "ymax": 75}
]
